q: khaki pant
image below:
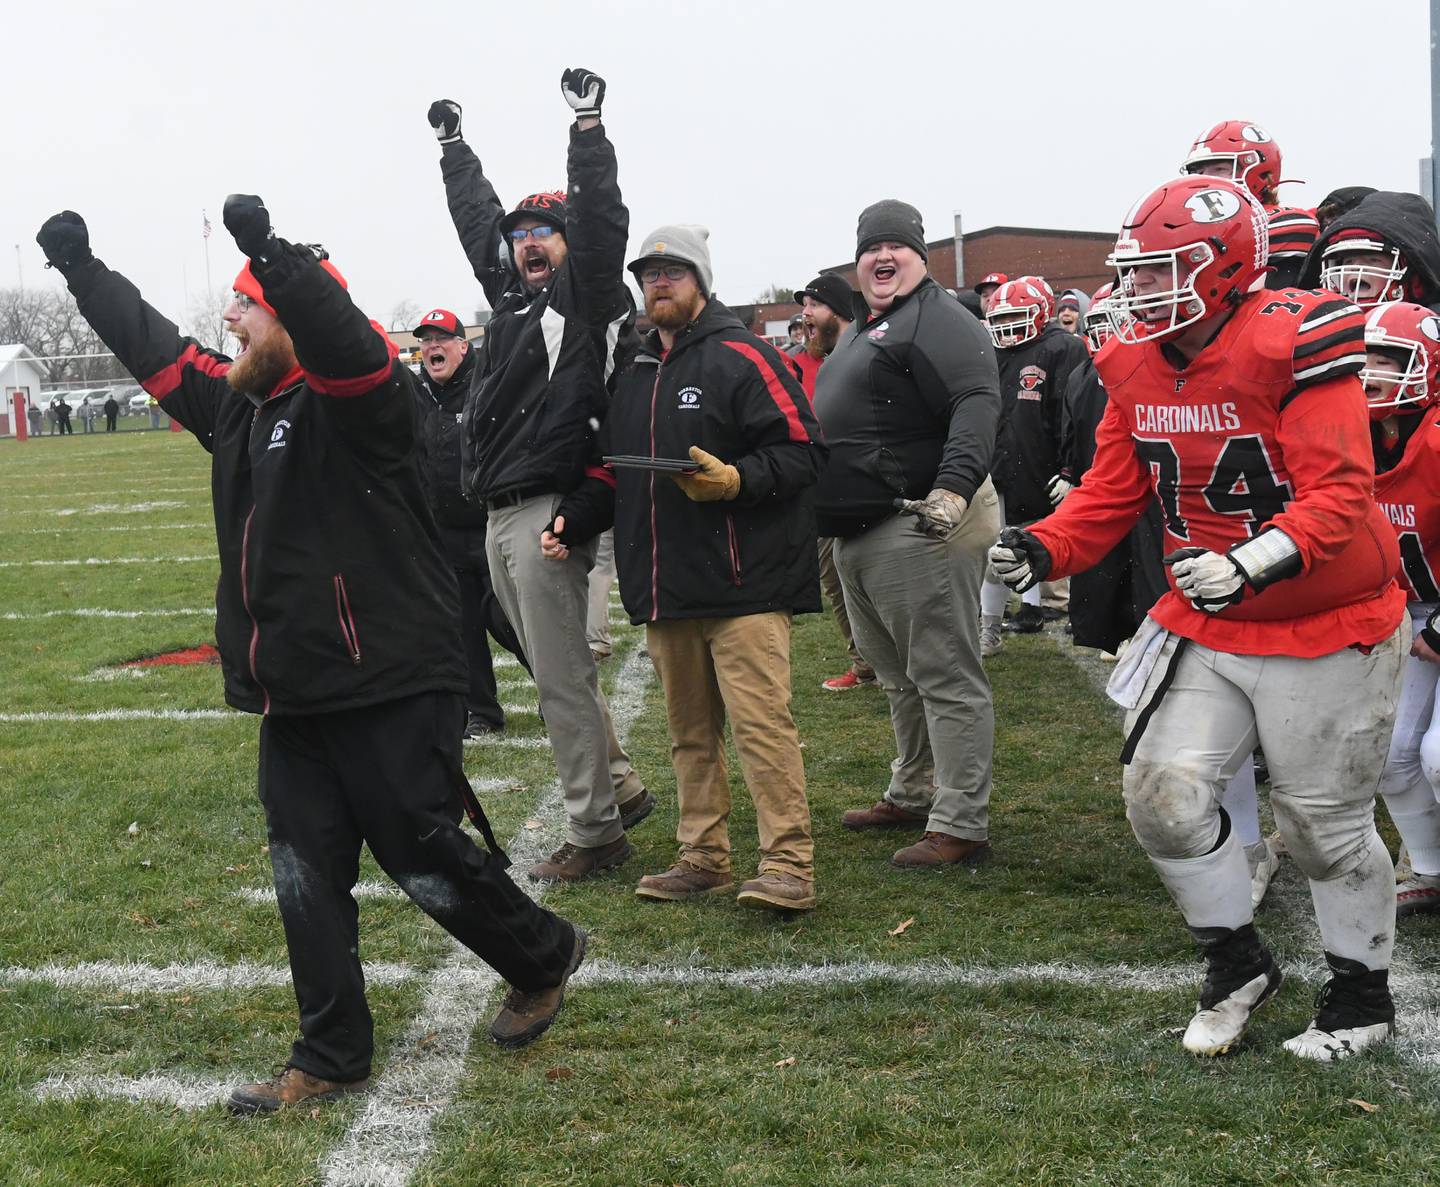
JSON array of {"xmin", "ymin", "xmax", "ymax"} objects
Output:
[
  {"xmin": 646, "ymin": 612, "xmax": 813, "ymax": 880},
  {"xmin": 834, "ymin": 477, "xmax": 1002, "ymax": 840},
  {"xmin": 818, "ymin": 536, "xmax": 872, "ymax": 679},
  {"xmin": 487, "ymin": 495, "xmax": 643, "ymax": 847}
]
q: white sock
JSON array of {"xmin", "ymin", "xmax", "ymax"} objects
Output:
[
  {"xmin": 1148, "ymin": 827, "xmax": 1252, "ymax": 931},
  {"xmin": 980, "ymin": 577, "xmax": 1010, "ymax": 618},
  {"xmin": 1310, "ymin": 827, "xmax": 1395, "ymax": 968}
]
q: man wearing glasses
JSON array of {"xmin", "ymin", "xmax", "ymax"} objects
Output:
[
  {"xmin": 35, "ymin": 198, "xmax": 589, "ymax": 1114},
  {"xmin": 429, "ymin": 68, "xmax": 652, "ymax": 882},
  {"xmin": 541, "ymin": 226, "xmax": 827, "ymax": 911},
  {"xmin": 411, "ymin": 308, "xmax": 531, "ymax": 741}
]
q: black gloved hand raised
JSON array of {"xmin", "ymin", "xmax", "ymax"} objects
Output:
[
  {"xmin": 223, "ymin": 194, "xmax": 277, "ymax": 261},
  {"xmin": 36, "ymin": 211, "xmax": 94, "ymax": 273},
  {"xmin": 428, "ymin": 99, "xmax": 463, "ymax": 144},
  {"xmin": 560, "ymin": 68, "xmax": 605, "ymax": 120}
]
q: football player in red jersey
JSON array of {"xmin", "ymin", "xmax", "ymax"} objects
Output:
[
  {"xmin": 991, "ymin": 176, "xmax": 1409, "ymax": 1062},
  {"xmin": 1181, "ymin": 120, "xmax": 1318, "ymax": 290},
  {"xmin": 1365, "ymin": 302, "xmax": 1440, "ymax": 917},
  {"xmin": 1302, "ymin": 192, "xmax": 1440, "ymax": 311}
]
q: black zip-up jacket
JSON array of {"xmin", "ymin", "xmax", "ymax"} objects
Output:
[
  {"xmin": 61, "ymin": 248, "xmax": 466, "ymax": 716},
  {"xmin": 412, "ymin": 347, "xmax": 489, "ymax": 567},
  {"xmin": 811, "ymin": 277, "xmax": 1000, "ymax": 538},
  {"xmin": 440, "ymin": 124, "xmax": 636, "ymax": 502},
  {"xmin": 1298, "ymin": 191, "xmax": 1440, "ymax": 304},
  {"xmin": 555, "ymin": 301, "xmax": 828, "ymax": 623},
  {"xmin": 992, "ymin": 322, "xmax": 1089, "ymax": 524}
]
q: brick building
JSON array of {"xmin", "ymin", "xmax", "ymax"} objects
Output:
[{"xmin": 726, "ymin": 225, "xmax": 1118, "ymax": 345}]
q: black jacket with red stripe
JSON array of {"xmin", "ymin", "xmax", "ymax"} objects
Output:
[
  {"xmin": 557, "ymin": 300, "xmax": 827, "ymax": 623},
  {"xmin": 440, "ymin": 123, "xmax": 636, "ymax": 503},
  {"xmin": 61, "ymin": 246, "xmax": 466, "ymax": 716}
]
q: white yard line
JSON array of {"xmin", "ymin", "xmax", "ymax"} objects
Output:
[
  {"xmin": 54, "ymin": 501, "xmax": 187, "ymax": 516},
  {"xmin": 234, "ymin": 881, "xmax": 405, "ymax": 906},
  {"xmin": 14, "ymin": 523, "xmax": 211, "ymax": 534},
  {"xmin": 1, "ymin": 607, "xmax": 212, "ymax": 620},
  {"xmin": 16, "ymin": 487, "xmax": 208, "ymax": 500},
  {"xmin": 0, "ymin": 554, "xmax": 213, "ymax": 568},
  {"xmin": 0, "ymin": 709, "xmax": 237, "ymax": 722},
  {"xmin": 0, "ymin": 959, "xmax": 415, "ymax": 993},
  {"xmin": 320, "ymin": 644, "xmax": 653, "ymax": 1187},
  {"xmin": 34, "ymin": 1073, "xmax": 235, "ymax": 1110}
]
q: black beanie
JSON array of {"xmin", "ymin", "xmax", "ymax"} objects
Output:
[{"xmin": 856, "ymin": 199, "xmax": 927, "ymax": 261}]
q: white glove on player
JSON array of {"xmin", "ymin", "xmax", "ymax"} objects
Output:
[
  {"xmin": 1166, "ymin": 548, "xmax": 1245, "ymax": 613},
  {"xmin": 560, "ymin": 67, "xmax": 606, "ymax": 120},
  {"xmin": 894, "ymin": 489, "xmax": 968, "ymax": 540},
  {"xmin": 1046, "ymin": 474, "xmax": 1073, "ymax": 506},
  {"xmin": 988, "ymin": 526, "xmax": 1051, "ymax": 593}
]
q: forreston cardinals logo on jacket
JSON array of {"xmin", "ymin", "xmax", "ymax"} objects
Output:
[
  {"xmin": 268, "ymin": 419, "xmax": 291, "ymax": 451},
  {"xmin": 868, "ymin": 321, "xmax": 890, "ymax": 340},
  {"xmin": 677, "ymin": 385, "xmax": 701, "ymax": 410},
  {"xmin": 1185, "ymin": 188, "xmax": 1242, "ymax": 223},
  {"xmin": 1017, "ymin": 365, "xmax": 1045, "ymax": 400}
]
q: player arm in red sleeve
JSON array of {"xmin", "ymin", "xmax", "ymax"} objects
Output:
[{"xmin": 1028, "ymin": 396, "xmax": 1155, "ymax": 577}]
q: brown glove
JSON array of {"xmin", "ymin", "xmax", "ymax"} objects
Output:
[{"xmin": 672, "ymin": 445, "xmax": 741, "ymax": 502}]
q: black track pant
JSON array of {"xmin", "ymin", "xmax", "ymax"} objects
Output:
[
  {"xmin": 257, "ymin": 690, "xmax": 572, "ymax": 1081},
  {"xmin": 456, "ymin": 565, "xmax": 530, "ymax": 730}
]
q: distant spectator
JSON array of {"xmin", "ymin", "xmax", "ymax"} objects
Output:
[
  {"xmin": 103, "ymin": 393, "xmax": 119, "ymax": 431},
  {"xmin": 79, "ymin": 396, "xmax": 97, "ymax": 433},
  {"xmin": 54, "ymin": 396, "xmax": 73, "ymax": 435},
  {"xmin": 974, "ymin": 272, "xmax": 1008, "ymax": 314},
  {"xmin": 1056, "ymin": 291, "xmax": 1084, "ymax": 335},
  {"xmin": 148, "ymin": 397, "xmax": 162, "ymax": 429},
  {"xmin": 45, "ymin": 399, "xmax": 57, "ymax": 435},
  {"xmin": 26, "ymin": 403, "xmax": 41, "ymax": 437},
  {"xmin": 783, "ymin": 313, "xmax": 805, "ymax": 356}
]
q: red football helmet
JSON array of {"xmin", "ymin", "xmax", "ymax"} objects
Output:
[
  {"xmin": 1085, "ymin": 282, "xmax": 1115, "ymax": 352},
  {"xmin": 985, "ymin": 279, "xmax": 1050, "ymax": 348},
  {"xmin": 1106, "ymin": 176, "xmax": 1270, "ymax": 345},
  {"xmin": 1014, "ymin": 274, "xmax": 1056, "ymax": 320},
  {"xmin": 1320, "ymin": 229, "xmax": 1410, "ymax": 308},
  {"xmin": 1361, "ymin": 301, "xmax": 1440, "ymax": 418},
  {"xmin": 1181, "ymin": 120, "xmax": 1282, "ymax": 204}
]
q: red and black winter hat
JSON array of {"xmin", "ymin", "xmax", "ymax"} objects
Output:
[
  {"xmin": 412, "ymin": 308, "xmax": 464, "ymax": 337},
  {"xmin": 233, "ymin": 257, "xmax": 346, "ymax": 316},
  {"xmin": 499, "ymin": 190, "xmax": 568, "ymax": 239}
]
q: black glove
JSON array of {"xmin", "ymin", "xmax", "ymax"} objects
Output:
[
  {"xmin": 988, "ymin": 526, "xmax": 1052, "ymax": 593},
  {"xmin": 223, "ymin": 194, "xmax": 277, "ymax": 261},
  {"xmin": 560, "ymin": 67, "xmax": 605, "ymax": 120},
  {"xmin": 36, "ymin": 211, "xmax": 93, "ymax": 274},
  {"xmin": 427, "ymin": 99, "xmax": 463, "ymax": 144}
]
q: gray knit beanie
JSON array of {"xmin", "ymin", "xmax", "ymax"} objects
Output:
[
  {"xmin": 628, "ymin": 224, "xmax": 713, "ymax": 296},
  {"xmin": 855, "ymin": 199, "xmax": 927, "ymax": 261}
]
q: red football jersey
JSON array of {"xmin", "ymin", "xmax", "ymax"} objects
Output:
[
  {"xmin": 1376, "ymin": 417, "xmax": 1440, "ymax": 603},
  {"xmin": 1030, "ymin": 288, "xmax": 1405, "ymax": 656}
]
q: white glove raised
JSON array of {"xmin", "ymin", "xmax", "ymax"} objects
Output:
[
  {"xmin": 560, "ymin": 67, "xmax": 606, "ymax": 120},
  {"xmin": 893, "ymin": 489, "xmax": 968, "ymax": 540},
  {"xmin": 1046, "ymin": 474, "xmax": 1074, "ymax": 506}
]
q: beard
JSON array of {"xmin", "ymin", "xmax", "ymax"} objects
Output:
[
  {"xmin": 227, "ymin": 327, "xmax": 298, "ymax": 397},
  {"xmin": 805, "ymin": 317, "xmax": 843, "ymax": 359},
  {"xmin": 646, "ymin": 287, "xmax": 704, "ymax": 332}
]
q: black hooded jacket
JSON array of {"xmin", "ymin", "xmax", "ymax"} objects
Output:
[
  {"xmin": 412, "ymin": 346, "xmax": 490, "ymax": 566},
  {"xmin": 1298, "ymin": 191, "xmax": 1440, "ymax": 304},
  {"xmin": 556, "ymin": 300, "xmax": 828, "ymax": 624},
  {"xmin": 440, "ymin": 124, "xmax": 636, "ymax": 503}
]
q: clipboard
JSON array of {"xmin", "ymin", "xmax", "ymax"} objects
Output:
[{"xmin": 603, "ymin": 454, "xmax": 702, "ymax": 474}]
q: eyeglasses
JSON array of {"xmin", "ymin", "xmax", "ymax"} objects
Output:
[
  {"xmin": 231, "ymin": 292, "xmax": 255, "ymax": 312},
  {"xmin": 417, "ymin": 332, "xmax": 461, "ymax": 344},
  {"xmin": 639, "ymin": 263, "xmax": 692, "ymax": 285},
  {"xmin": 508, "ymin": 225, "xmax": 560, "ymax": 243}
]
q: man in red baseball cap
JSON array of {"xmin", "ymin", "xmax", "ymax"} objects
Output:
[
  {"xmin": 974, "ymin": 272, "xmax": 1008, "ymax": 315},
  {"xmin": 410, "ymin": 308, "xmax": 532, "ymax": 740}
]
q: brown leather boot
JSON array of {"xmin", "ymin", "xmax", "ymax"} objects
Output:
[
  {"xmin": 891, "ymin": 832, "xmax": 992, "ymax": 868},
  {"xmin": 841, "ymin": 799, "xmax": 928, "ymax": 832},
  {"xmin": 226, "ymin": 1065, "xmax": 369, "ymax": 1115},
  {"xmin": 617, "ymin": 789, "xmax": 656, "ymax": 831},
  {"xmin": 527, "ymin": 837, "xmax": 632, "ymax": 882},
  {"xmin": 635, "ymin": 861, "xmax": 734, "ymax": 901},
  {"xmin": 490, "ymin": 926, "xmax": 587, "ymax": 1049},
  {"xmin": 736, "ymin": 871, "xmax": 816, "ymax": 911}
]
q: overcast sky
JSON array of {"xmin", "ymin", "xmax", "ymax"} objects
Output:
[{"xmin": 5, "ymin": 0, "xmax": 1432, "ymax": 337}]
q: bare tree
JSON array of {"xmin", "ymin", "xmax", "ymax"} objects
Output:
[
  {"xmin": 0, "ymin": 286, "xmax": 130, "ymax": 386},
  {"xmin": 389, "ymin": 299, "xmax": 422, "ymax": 332},
  {"xmin": 753, "ymin": 282, "xmax": 801, "ymax": 304},
  {"xmin": 184, "ymin": 288, "xmax": 234, "ymax": 354}
]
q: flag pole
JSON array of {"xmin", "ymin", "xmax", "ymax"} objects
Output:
[{"xmin": 203, "ymin": 210, "xmax": 213, "ymax": 297}]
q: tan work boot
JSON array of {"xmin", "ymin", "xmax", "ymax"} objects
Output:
[
  {"xmin": 841, "ymin": 799, "xmax": 928, "ymax": 832},
  {"xmin": 226, "ymin": 1065, "xmax": 369, "ymax": 1116},
  {"xmin": 490, "ymin": 926, "xmax": 588, "ymax": 1049},
  {"xmin": 736, "ymin": 871, "xmax": 816, "ymax": 911},
  {"xmin": 891, "ymin": 832, "xmax": 991, "ymax": 868},
  {"xmin": 635, "ymin": 860, "xmax": 734, "ymax": 902},
  {"xmin": 528, "ymin": 837, "xmax": 632, "ymax": 882}
]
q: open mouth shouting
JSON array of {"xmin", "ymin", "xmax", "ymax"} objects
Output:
[{"xmin": 517, "ymin": 247, "xmax": 553, "ymax": 285}]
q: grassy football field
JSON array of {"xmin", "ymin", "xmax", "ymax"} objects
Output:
[{"xmin": 1, "ymin": 429, "xmax": 1438, "ymax": 1186}]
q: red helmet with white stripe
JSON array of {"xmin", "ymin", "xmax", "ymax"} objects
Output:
[
  {"xmin": 1106, "ymin": 176, "xmax": 1269, "ymax": 344},
  {"xmin": 1085, "ymin": 283, "xmax": 1115, "ymax": 352},
  {"xmin": 1361, "ymin": 301, "xmax": 1440, "ymax": 419},
  {"xmin": 1014, "ymin": 275, "xmax": 1056, "ymax": 320},
  {"xmin": 985, "ymin": 279, "xmax": 1050, "ymax": 348},
  {"xmin": 1181, "ymin": 120, "xmax": 1282, "ymax": 205}
]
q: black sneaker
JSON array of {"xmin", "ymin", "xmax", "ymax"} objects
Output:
[
  {"xmin": 463, "ymin": 714, "xmax": 503, "ymax": 740},
  {"xmin": 1181, "ymin": 923, "xmax": 1283, "ymax": 1056},
  {"xmin": 1283, "ymin": 952, "xmax": 1395, "ymax": 1061},
  {"xmin": 1002, "ymin": 604, "xmax": 1045, "ymax": 634}
]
